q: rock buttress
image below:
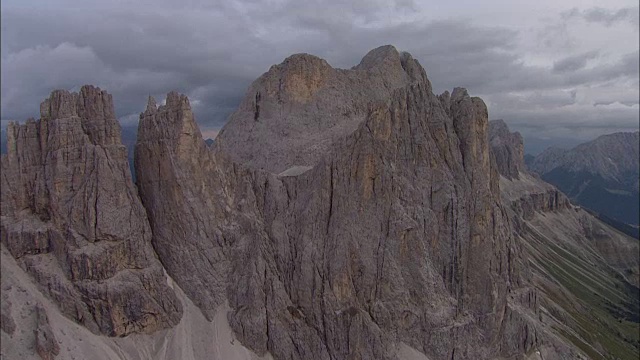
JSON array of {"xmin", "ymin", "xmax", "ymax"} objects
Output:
[
  {"xmin": 137, "ymin": 47, "xmax": 535, "ymax": 359},
  {"xmin": 0, "ymin": 86, "xmax": 182, "ymax": 336}
]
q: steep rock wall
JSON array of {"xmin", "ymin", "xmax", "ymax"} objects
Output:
[
  {"xmin": 0, "ymin": 86, "xmax": 182, "ymax": 337},
  {"xmin": 136, "ymin": 47, "xmax": 533, "ymax": 360}
]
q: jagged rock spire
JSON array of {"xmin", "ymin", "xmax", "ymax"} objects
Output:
[
  {"xmin": 146, "ymin": 95, "xmax": 157, "ymax": 114},
  {"xmin": 0, "ymin": 86, "xmax": 183, "ymax": 337}
]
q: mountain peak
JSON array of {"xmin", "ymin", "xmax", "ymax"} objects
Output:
[
  {"xmin": 489, "ymin": 119, "xmax": 508, "ymax": 131},
  {"xmin": 530, "ymin": 130, "xmax": 639, "ymax": 225},
  {"xmin": 3, "ymin": 44, "xmax": 638, "ymax": 360},
  {"xmin": 216, "ymin": 45, "xmax": 431, "ymax": 173},
  {"xmin": 145, "ymin": 95, "xmax": 157, "ymax": 114},
  {"xmin": 39, "ymin": 88, "xmax": 78, "ymax": 119},
  {"xmin": 2, "ymin": 86, "xmax": 182, "ymax": 337},
  {"xmin": 355, "ymin": 45, "xmax": 428, "ymax": 84},
  {"xmin": 38, "ymin": 85, "xmax": 114, "ymax": 123},
  {"xmin": 354, "ymin": 45, "xmax": 401, "ymax": 70},
  {"xmin": 282, "ymin": 52, "xmax": 329, "ymax": 66}
]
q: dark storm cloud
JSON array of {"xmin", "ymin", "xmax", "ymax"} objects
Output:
[
  {"xmin": 562, "ymin": 50, "xmax": 639, "ymax": 86},
  {"xmin": 553, "ymin": 51, "xmax": 599, "ymax": 73},
  {"xmin": 501, "ymin": 104, "xmax": 639, "ymax": 147},
  {"xmin": 1, "ymin": 4, "xmax": 265, "ymax": 126},
  {"xmin": 562, "ymin": 6, "xmax": 640, "ymax": 27},
  {"xmin": 595, "ymin": 100, "xmax": 639, "ymax": 107},
  {"xmin": 0, "ymin": 2, "xmax": 521, "ymax": 128},
  {"xmin": 1, "ymin": 0, "xmax": 638, "ymax": 147}
]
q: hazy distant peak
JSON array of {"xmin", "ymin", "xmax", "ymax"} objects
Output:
[
  {"xmin": 530, "ymin": 130, "xmax": 639, "ymax": 225},
  {"xmin": 533, "ymin": 131, "xmax": 639, "ymax": 178}
]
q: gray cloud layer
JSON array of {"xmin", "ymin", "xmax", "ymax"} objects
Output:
[
  {"xmin": 1, "ymin": 0, "xmax": 638, "ymax": 148},
  {"xmin": 562, "ymin": 6, "xmax": 640, "ymax": 27},
  {"xmin": 553, "ymin": 51, "xmax": 599, "ymax": 73}
]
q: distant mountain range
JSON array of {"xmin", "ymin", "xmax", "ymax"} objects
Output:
[{"xmin": 528, "ymin": 131, "xmax": 640, "ymax": 226}]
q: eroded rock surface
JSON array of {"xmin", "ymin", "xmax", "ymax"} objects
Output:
[
  {"xmin": 137, "ymin": 46, "xmax": 536, "ymax": 360},
  {"xmin": 215, "ymin": 45, "xmax": 429, "ymax": 173},
  {"xmin": 489, "ymin": 119, "xmax": 525, "ymax": 180},
  {"xmin": 136, "ymin": 93, "xmax": 230, "ymax": 318},
  {"xmin": 489, "ymin": 120, "xmax": 571, "ymax": 220},
  {"xmin": 34, "ymin": 304, "xmax": 59, "ymax": 360},
  {"xmin": 0, "ymin": 86, "xmax": 182, "ymax": 336},
  {"xmin": 0, "ymin": 294, "xmax": 15, "ymax": 336}
]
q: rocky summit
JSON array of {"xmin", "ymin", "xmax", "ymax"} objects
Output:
[
  {"xmin": 143, "ymin": 45, "xmax": 522, "ymax": 360},
  {"xmin": 1, "ymin": 46, "xmax": 638, "ymax": 360},
  {"xmin": 1, "ymin": 86, "xmax": 183, "ymax": 339}
]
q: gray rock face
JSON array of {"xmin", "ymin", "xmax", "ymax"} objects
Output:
[
  {"xmin": 0, "ymin": 86, "xmax": 182, "ymax": 336},
  {"xmin": 136, "ymin": 92, "xmax": 230, "ymax": 319},
  {"xmin": 0, "ymin": 295, "xmax": 15, "ymax": 336},
  {"xmin": 215, "ymin": 45, "xmax": 429, "ymax": 173},
  {"xmin": 488, "ymin": 119, "xmax": 525, "ymax": 180},
  {"xmin": 137, "ymin": 46, "xmax": 534, "ymax": 360},
  {"xmin": 489, "ymin": 120, "xmax": 571, "ymax": 220},
  {"xmin": 34, "ymin": 304, "xmax": 59, "ymax": 360}
]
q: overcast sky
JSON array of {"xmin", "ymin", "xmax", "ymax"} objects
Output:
[{"xmin": 1, "ymin": 0, "xmax": 638, "ymax": 153}]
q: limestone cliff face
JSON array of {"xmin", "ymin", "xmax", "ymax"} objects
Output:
[
  {"xmin": 136, "ymin": 46, "xmax": 533, "ymax": 360},
  {"xmin": 488, "ymin": 119, "xmax": 524, "ymax": 180},
  {"xmin": 135, "ymin": 92, "xmax": 231, "ymax": 318},
  {"xmin": 489, "ymin": 120, "xmax": 571, "ymax": 220},
  {"xmin": 0, "ymin": 86, "xmax": 182, "ymax": 337},
  {"xmin": 215, "ymin": 45, "xmax": 429, "ymax": 174}
]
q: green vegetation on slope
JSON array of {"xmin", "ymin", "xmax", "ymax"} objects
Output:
[{"xmin": 521, "ymin": 220, "xmax": 639, "ymax": 360}]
